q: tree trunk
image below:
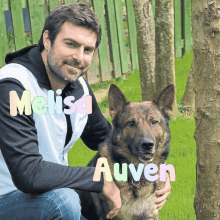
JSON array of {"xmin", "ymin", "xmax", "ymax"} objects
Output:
[
  {"xmin": 181, "ymin": 62, "xmax": 195, "ymax": 117},
  {"xmin": 192, "ymin": 0, "xmax": 220, "ymax": 219},
  {"xmin": 154, "ymin": 0, "xmax": 177, "ymax": 119},
  {"xmin": 133, "ymin": 0, "xmax": 155, "ymax": 101}
]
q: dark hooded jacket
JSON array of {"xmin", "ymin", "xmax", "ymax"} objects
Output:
[{"xmin": 0, "ymin": 45, "xmax": 110, "ymax": 197}]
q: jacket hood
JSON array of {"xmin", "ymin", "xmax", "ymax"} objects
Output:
[
  {"xmin": 5, "ymin": 45, "xmax": 51, "ymax": 89},
  {"xmin": 5, "ymin": 45, "xmax": 36, "ymax": 64}
]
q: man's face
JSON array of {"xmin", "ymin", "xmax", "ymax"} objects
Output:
[{"xmin": 46, "ymin": 21, "xmax": 97, "ymax": 83}]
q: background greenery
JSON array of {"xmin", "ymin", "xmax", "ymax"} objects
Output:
[{"xmin": 68, "ymin": 52, "xmax": 196, "ymax": 219}]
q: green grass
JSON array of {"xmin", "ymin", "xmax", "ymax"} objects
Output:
[
  {"xmin": 97, "ymin": 69, "xmax": 142, "ymax": 113},
  {"xmin": 175, "ymin": 51, "xmax": 193, "ymax": 104},
  {"xmin": 159, "ymin": 117, "xmax": 196, "ymax": 219},
  {"xmin": 68, "ymin": 53, "xmax": 196, "ymax": 219}
]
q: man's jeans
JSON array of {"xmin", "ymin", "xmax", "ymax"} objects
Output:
[{"xmin": 0, "ymin": 188, "xmax": 87, "ymax": 220}]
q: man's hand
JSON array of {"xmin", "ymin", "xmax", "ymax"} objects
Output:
[
  {"xmin": 154, "ymin": 172, "xmax": 171, "ymax": 210},
  {"xmin": 99, "ymin": 176, "xmax": 122, "ymax": 219}
]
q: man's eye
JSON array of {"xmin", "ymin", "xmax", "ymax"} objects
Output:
[
  {"xmin": 128, "ymin": 121, "xmax": 135, "ymax": 127},
  {"xmin": 66, "ymin": 42, "xmax": 76, "ymax": 47},
  {"xmin": 66, "ymin": 42, "xmax": 73, "ymax": 46},
  {"xmin": 151, "ymin": 120, "xmax": 158, "ymax": 125},
  {"xmin": 85, "ymin": 48, "xmax": 93, "ymax": 53}
]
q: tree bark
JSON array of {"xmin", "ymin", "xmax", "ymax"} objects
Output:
[
  {"xmin": 181, "ymin": 62, "xmax": 195, "ymax": 116},
  {"xmin": 133, "ymin": 0, "xmax": 155, "ymax": 101},
  {"xmin": 192, "ymin": 0, "xmax": 220, "ymax": 219},
  {"xmin": 154, "ymin": 0, "xmax": 177, "ymax": 119}
]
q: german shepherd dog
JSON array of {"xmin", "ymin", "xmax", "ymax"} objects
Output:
[{"xmin": 76, "ymin": 84, "xmax": 174, "ymax": 220}]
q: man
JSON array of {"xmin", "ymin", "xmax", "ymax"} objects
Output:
[{"xmin": 0, "ymin": 2, "xmax": 170, "ymax": 220}]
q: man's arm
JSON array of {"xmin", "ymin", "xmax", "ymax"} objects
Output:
[
  {"xmin": 80, "ymin": 81, "xmax": 112, "ymax": 151},
  {"xmin": 80, "ymin": 82, "xmax": 123, "ymax": 218},
  {"xmin": 0, "ymin": 78, "xmax": 103, "ymax": 194}
]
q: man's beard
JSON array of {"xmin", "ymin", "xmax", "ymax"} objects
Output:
[{"xmin": 47, "ymin": 51, "xmax": 85, "ymax": 83}]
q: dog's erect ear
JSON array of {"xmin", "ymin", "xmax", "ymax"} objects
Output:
[
  {"xmin": 108, "ymin": 84, "xmax": 129, "ymax": 119},
  {"xmin": 154, "ymin": 84, "xmax": 174, "ymax": 119}
]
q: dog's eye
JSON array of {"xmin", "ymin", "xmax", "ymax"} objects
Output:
[
  {"xmin": 128, "ymin": 120, "xmax": 135, "ymax": 127},
  {"xmin": 151, "ymin": 120, "xmax": 158, "ymax": 125}
]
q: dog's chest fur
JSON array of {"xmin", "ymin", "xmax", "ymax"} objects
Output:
[{"xmin": 99, "ymin": 145, "xmax": 163, "ymax": 220}]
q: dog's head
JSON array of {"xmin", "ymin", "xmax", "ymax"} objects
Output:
[{"xmin": 108, "ymin": 84, "xmax": 174, "ymax": 165}]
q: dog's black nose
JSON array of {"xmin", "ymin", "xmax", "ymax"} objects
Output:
[{"xmin": 140, "ymin": 139, "xmax": 154, "ymax": 151}]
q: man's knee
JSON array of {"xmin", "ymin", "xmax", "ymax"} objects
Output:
[
  {"xmin": 57, "ymin": 188, "xmax": 81, "ymax": 212},
  {"xmin": 0, "ymin": 189, "xmax": 82, "ymax": 220},
  {"xmin": 45, "ymin": 188, "xmax": 82, "ymax": 219}
]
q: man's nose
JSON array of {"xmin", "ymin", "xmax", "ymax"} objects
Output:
[{"xmin": 73, "ymin": 47, "xmax": 84, "ymax": 64}]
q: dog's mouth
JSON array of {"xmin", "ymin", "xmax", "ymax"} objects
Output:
[{"xmin": 139, "ymin": 153, "xmax": 154, "ymax": 162}]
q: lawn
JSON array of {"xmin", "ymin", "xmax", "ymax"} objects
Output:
[{"xmin": 68, "ymin": 52, "xmax": 196, "ymax": 219}]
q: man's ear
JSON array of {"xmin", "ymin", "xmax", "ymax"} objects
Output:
[
  {"xmin": 108, "ymin": 84, "xmax": 129, "ymax": 120},
  {"xmin": 154, "ymin": 84, "xmax": 174, "ymax": 119},
  {"xmin": 42, "ymin": 30, "xmax": 51, "ymax": 51}
]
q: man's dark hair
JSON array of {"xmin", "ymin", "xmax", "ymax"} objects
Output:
[{"xmin": 38, "ymin": 1, "xmax": 101, "ymax": 52}]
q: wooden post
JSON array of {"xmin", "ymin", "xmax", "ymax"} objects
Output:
[
  {"xmin": 125, "ymin": 0, "xmax": 139, "ymax": 70},
  {"xmin": 105, "ymin": 0, "xmax": 122, "ymax": 78},
  {"xmin": 184, "ymin": 0, "xmax": 192, "ymax": 52},
  {"xmin": 10, "ymin": 0, "xmax": 26, "ymax": 51},
  {"xmin": 49, "ymin": 0, "xmax": 59, "ymax": 11},
  {"xmin": 28, "ymin": 0, "xmax": 45, "ymax": 44},
  {"xmin": 0, "ymin": 0, "xmax": 9, "ymax": 67},
  {"xmin": 174, "ymin": 0, "xmax": 182, "ymax": 57},
  {"xmin": 93, "ymin": 0, "xmax": 112, "ymax": 81},
  {"xmin": 114, "ymin": 0, "xmax": 129, "ymax": 74}
]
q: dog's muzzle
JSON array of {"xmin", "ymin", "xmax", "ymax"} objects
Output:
[{"xmin": 138, "ymin": 138, "xmax": 155, "ymax": 162}]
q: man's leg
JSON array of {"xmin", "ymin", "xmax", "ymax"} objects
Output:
[{"xmin": 0, "ymin": 188, "xmax": 87, "ymax": 220}]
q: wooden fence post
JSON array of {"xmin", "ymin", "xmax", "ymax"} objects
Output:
[
  {"xmin": 0, "ymin": 0, "xmax": 9, "ymax": 68},
  {"xmin": 28, "ymin": 0, "xmax": 46, "ymax": 44},
  {"xmin": 93, "ymin": 0, "xmax": 112, "ymax": 81},
  {"xmin": 151, "ymin": 0, "xmax": 155, "ymax": 21},
  {"xmin": 174, "ymin": 0, "xmax": 182, "ymax": 57},
  {"xmin": 105, "ymin": 0, "xmax": 122, "ymax": 78},
  {"xmin": 0, "ymin": 0, "xmax": 193, "ymax": 77},
  {"xmin": 114, "ymin": 0, "xmax": 129, "ymax": 74},
  {"xmin": 64, "ymin": 0, "xmax": 78, "ymax": 3},
  {"xmin": 184, "ymin": 0, "xmax": 192, "ymax": 52},
  {"xmin": 125, "ymin": 0, "xmax": 139, "ymax": 70},
  {"xmin": 49, "ymin": 0, "xmax": 59, "ymax": 11},
  {"xmin": 10, "ymin": 0, "xmax": 26, "ymax": 51}
]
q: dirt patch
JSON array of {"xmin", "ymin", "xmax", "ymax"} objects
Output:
[
  {"xmin": 93, "ymin": 88, "xmax": 110, "ymax": 118},
  {"xmin": 93, "ymin": 88, "xmax": 109, "ymax": 103}
]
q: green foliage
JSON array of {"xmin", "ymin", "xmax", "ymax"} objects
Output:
[
  {"xmin": 125, "ymin": 36, "xmax": 130, "ymax": 47},
  {"xmin": 7, "ymin": 31, "xmax": 33, "ymax": 52},
  {"xmin": 7, "ymin": 31, "xmax": 15, "ymax": 52},
  {"xmin": 124, "ymin": 22, "xmax": 128, "ymax": 30},
  {"xmin": 25, "ymin": 32, "xmax": 33, "ymax": 46}
]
